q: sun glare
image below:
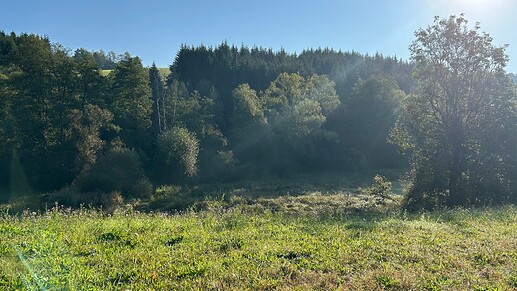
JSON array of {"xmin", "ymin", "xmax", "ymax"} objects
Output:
[
  {"xmin": 452, "ymin": 0, "xmax": 503, "ymax": 13},
  {"xmin": 430, "ymin": 0, "xmax": 513, "ymax": 27},
  {"xmin": 457, "ymin": 0, "xmax": 488, "ymax": 6}
]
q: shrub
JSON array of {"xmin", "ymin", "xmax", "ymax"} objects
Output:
[
  {"xmin": 49, "ymin": 186, "xmax": 83, "ymax": 206},
  {"xmin": 75, "ymin": 146, "xmax": 152, "ymax": 199},
  {"xmin": 50, "ymin": 187, "xmax": 125, "ymax": 212},
  {"xmin": 362, "ymin": 175, "xmax": 393, "ymax": 199},
  {"xmin": 154, "ymin": 185, "xmax": 183, "ymax": 198},
  {"xmin": 404, "ymin": 188, "xmax": 449, "ymax": 212},
  {"xmin": 149, "ymin": 185, "xmax": 194, "ymax": 211},
  {"xmin": 158, "ymin": 127, "xmax": 200, "ymax": 178}
]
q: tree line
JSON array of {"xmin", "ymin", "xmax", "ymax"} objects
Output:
[
  {"xmin": 0, "ymin": 31, "xmax": 411, "ymax": 199},
  {"xmin": 1, "ymin": 15, "xmax": 516, "ymax": 210}
]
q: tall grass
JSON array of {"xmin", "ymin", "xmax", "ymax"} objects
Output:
[{"xmin": 1, "ymin": 199, "xmax": 516, "ymax": 290}]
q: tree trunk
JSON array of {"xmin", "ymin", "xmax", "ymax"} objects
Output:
[
  {"xmin": 447, "ymin": 122, "xmax": 467, "ymax": 207},
  {"xmin": 448, "ymin": 149, "xmax": 465, "ymax": 206}
]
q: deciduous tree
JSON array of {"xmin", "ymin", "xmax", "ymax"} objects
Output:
[{"xmin": 392, "ymin": 15, "xmax": 517, "ymax": 208}]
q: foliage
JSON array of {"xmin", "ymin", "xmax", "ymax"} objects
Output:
[
  {"xmin": 334, "ymin": 76, "xmax": 405, "ymax": 169},
  {"xmin": 362, "ymin": 175, "xmax": 393, "ymax": 200},
  {"xmin": 0, "ymin": 32, "xmax": 79, "ymax": 191},
  {"xmin": 3, "ymin": 21, "xmax": 517, "ymax": 212},
  {"xmin": 0, "ymin": 30, "xmax": 416, "ymax": 195},
  {"xmin": 158, "ymin": 127, "xmax": 200, "ymax": 178},
  {"xmin": 74, "ymin": 48, "xmax": 121, "ymax": 70},
  {"xmin": 149, "ymin": 63, "xmax": 166, "ymax": 136},
  {"xmin": 264, "ymin": 73, "xmax": 339, "ymax": 138},
  {"xmin": 69, "ymin": 104, "xmax": 114, "ymax": 172},
  {"xmin": 75, "ymin": 144, "xmax": 152, "ymax": 199},
  {"xmin": 110, "ymin": 55, "xmax": 152, "ymax": 150},
  {"xmin": 232, "ymin": 83, "xmax": 265, "ymax": 126},
  {"xmin": 265, "ymin": 73, "xmax": 340, "ymax": 171},
  {"xmin": 391, "ymin": 15, "xmax": 517, "ymax": 209}
]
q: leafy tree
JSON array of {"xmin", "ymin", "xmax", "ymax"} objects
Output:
[
  {"xmin": 264, "ymin": 72, "xmax": 306, "ymax": 112},
  {"xmin": 69, "ymin": 104, "xmax": 114, "ymax": 172},
  {"xmin": 8, "ymin": 34, "xmax": 55, "ymax": 152},
  {"xmin": 231, "ymin": 83, "xmax": 265, "ymax": 126},
  {"xmin": 168, "ymin": 43, "xmax": 413, "ymax": 135},
  {"xmin": 0, "ymin": 64, "xmax": 19, "ymax": 156},
  {"xmin": 75, "ymin": 50, "xmax": 108, "ymax": 109},
  {"xmin": 50, "ymin": 46, "xmax": 81, "ymax": 147},
  {"xmin": 93, "ymin": 49, "xmax": 119, "ymax": 70},
  {"xmin": 110, "ymin": 55, "xmax": 152, "ymax": 150},
  {"xmin": 264, "ymin": 73, "xmax": 339, "ymax": 139},
  {"xmin": 334, "ymin": 76, "xmax": 405, "ymax": 169},
  {"xmin": 306, "ymin": 75, "xmax": 341, "ymax": 115},
  {"xmin": 1, "ymin": 60, "xmax": 15, "ymax": 194},
  {"xmin": 164, "ymin": 79, "xmax": 189, "ymax": 127},
  {"xmin": 164, "ymin": 89, "xmax": 232, "ymax": 181},
  {"xmin": 3, "ymin": 34, "xmax": 79, "ymax": 191},
  {"xmin": 0, "ymin": 31, "xmax": 418, "ymax": 202},
  {"xmin": 74, "ymin": 48, "xmax": 120, "ymax": 70},
  {"xmin": 259, "ymin": 73, "xmax": 340, "ymax": 171},
  {"xmin": 391, "ymin": 15, "xmax": 517, "ymax": 209},
  {"xmin": 229, "ymin": 84, "xmax": 269, "ymax": 171}
]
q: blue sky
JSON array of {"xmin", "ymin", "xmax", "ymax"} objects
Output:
[{"xmin": 2, "ymin": 0, "xmax": 517, "ymax": 72}]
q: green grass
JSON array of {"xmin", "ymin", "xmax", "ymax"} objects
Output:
[
  {"xmin": 100, "ymin": 69, "xmax": 111, "ymax": 77},
  {"xmin": 158, "ymin": 67, "xmax": 170, "ymax": 79},
  {"xmin": 140, "ymin": 171, "xmax": 400, "ymax": 212},
  {"xmin": 1, "ymin": 197, "xmax": 517, "ymax": 290},
  {"xmin": 99, "ymin": 68, "xmax": 169, "ymax": 78}
]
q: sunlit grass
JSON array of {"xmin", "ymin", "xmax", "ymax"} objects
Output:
[
  {"xmin": 1, "ymin": 200, "xmax": 517, "ymax": 290},
  {"xmin": 157, "ymin": 67, "xmax": 170, "ymax": 79},
  {"xmin": 99, "ymin": 68, "xmax": 169, "ymax": 78},
  {"xmin": 100, "ymin": 69, "xmax": 111, "ymax": 77}
]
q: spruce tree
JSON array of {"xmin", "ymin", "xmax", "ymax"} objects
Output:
[
  {"xmin": 110, "ymin": 55, "xmax": 152, "ymax": 151},
  {"xmin": 149, "ymin": 63, "xmax": 165, "ymax": 135}
]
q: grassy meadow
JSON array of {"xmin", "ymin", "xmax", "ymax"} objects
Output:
[
  {"xmin": 100, "ymin": 67, "xmax": 170, "ymax": 78},
  {"xmin": 1, "ymin": 188, "xmax": 517, "ymax": 290}
]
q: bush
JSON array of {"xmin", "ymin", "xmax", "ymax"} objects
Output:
[
  {"xmin": 363, "ymin": 175, "xmax": 392, "ymax": 198},
  {"xmin": 75, "ymin": 147, "xmax": 152, "ymax": 199},
  {"xmin": 149, "ymin": 185, "xmax": 194, "ymax": 211},
  {"xmin": 158, "ymin": 127, "xmax": 199, "ymax": 178},
  {"xmin": 49, "ymin": 186, "xmax": 83, "ymax": 207},
  {"xmin": 360, "ymin": 175, "xmax": 394, "ymax": 204},
  {"xmin": 404, "ymin": 188, "xmax": 449, "ymax": 212},
  {"xmin": 154, "ymin": 185, "xmax": 183, "ymax": 197},
  {"xmin": 50, "ymin": 186, "xmax": 125, "ymax": 212}
]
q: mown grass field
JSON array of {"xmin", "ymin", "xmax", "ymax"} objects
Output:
[
  {"xmin": 1, "ymin": 192, "xmax": 517, "ymax": 290},
  {"xmin": 100, "ymin": 67, "xmax": 170, "ymax": 78}
]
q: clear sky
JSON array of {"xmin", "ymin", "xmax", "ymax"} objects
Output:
[{"xmin": 2, "ymin": 0, "xmax": 517, "ymax": 72}]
